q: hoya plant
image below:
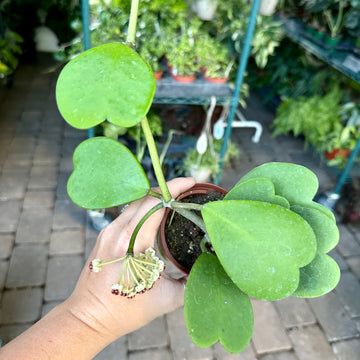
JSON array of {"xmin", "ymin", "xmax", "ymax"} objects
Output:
[{"xmin": 55, "ymin": 0, "xmax": 340, "ymax": 354}]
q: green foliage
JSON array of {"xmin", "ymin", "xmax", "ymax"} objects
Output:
[
  {"xmin": 68, "ymin": 137, "xmax": 150, "ymax": 209},
  {"xmin": 55, "ymin": 10, "xmax": 340, "ymax": 352},
  {"xmin": 196, "ymin": 34, "xmax": 233, "ymax": 78},
  {"xmin": 232, "ymin": 162, "xmax": 340, "ymax": 298},
  {"xmin": 184, "ymin": 253, "xmax": 253, "ymax": 353},
  {"xmin": 182, "ymin": 140, "xmax": 240, "ymax": 180},
  {"xmin": 56, "ymin": 43, "xmax": 156, "ymax": 129},
  {"xmin": 250, "ymin": 16, "xmax": 284, "ymax": 69},
  {"xmin": 0, "ymin": 29, "xmax": 23, "ymax": 77},
  {"xmin": 272, "ymin": 87, "xmax": 347, "ymax": 153}
]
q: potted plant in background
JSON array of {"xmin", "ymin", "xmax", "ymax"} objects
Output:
[
  {"xmin": 196, "ymin": 34, "xmax": 233, "ymax": 83},
  {"xmin": 139, "ymin": 36, "xmax": 166, "ymax": 80},
  {"xmin": 181, "ymin": 139, "xmax": 239, "ymax": 182},
  {"xmin": 166, "ymin": 37, "xmax": 199, "ymax": 82},
  {"xmin": 55, "ymin": 0, "xmax": 341, "ymax": 354},
  {"xmin": 0, "ymin": 25, "xmax": 22, "ymax": 87},
  {"xmin": 323, "ymin": 0, "xmax": 346, "ymax": 47},
  {"xmin": 272, "ymin": 86, "xmax": 360, "ymax": 168}
]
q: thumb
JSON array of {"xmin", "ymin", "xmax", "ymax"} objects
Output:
[{"xmin": 154, "ymin": 275, "xmax": 188, "ymax": 315}]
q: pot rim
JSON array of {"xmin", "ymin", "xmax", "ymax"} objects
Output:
[{"xmin": 158, "ymin": 182, "xmax": 228, "ymax": 274}]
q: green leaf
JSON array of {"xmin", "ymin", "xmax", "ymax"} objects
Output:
[
  {"xmin": 290, "ymin": 204, "xmax": 340, "ymax": 297},
  {"xmin": 225, "ymin": 178, "xmax": 290, "ymax": 208},
  {"xmin": 202, "ymin": 200, "xmax": 317, "ymax": 301},
  {"xmin": 237, "ymin": 162, "xmax": 318, "ymax": 205},
  {"xmin": 290, "ymin": 205, "xmax": 339, "ymax": 254},
  {"xmin": 67, "ymin": 137, "xmax": 150, "ymax": 209},
  {"xmin": 293, "ymin": 253, "xmax": 340, "ymax": 298},
  {"xmin": 307, "ymin": 201, "xmax": 336, "ymax": 222},
  {"xmin": 56, "ymin": 43, "xmax": 156, "ymax": 129},
  {"xmin": 184, "ymin": 253, "xmax": 253, "ymax": 353}
]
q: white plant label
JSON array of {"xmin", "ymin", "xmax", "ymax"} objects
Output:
[{"xmin": 196, "ymin": 132, "xmax": 208, "ymax": 154}]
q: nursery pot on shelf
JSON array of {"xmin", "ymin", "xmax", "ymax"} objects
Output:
[
  {"xmin": 154, "ymin": 71, "xmax": 164, "ymax": 81},
  {"xmin": 325, "ymin": 148, "xmax": 351, "ymax": 160},
  {"xmin": 158, "ymin": 183, "xmax": 227, "ymax": 274},
  {"xmin": 191, "ymin": 0, "xmax": 218, "ymax": 21},
  {"xmin": 204, "ymin": 75, "xmax": 228, "ymax": 84},
  {"xmin": 171, "ymin": 73, "xmax": 196, "ymax": 83}
]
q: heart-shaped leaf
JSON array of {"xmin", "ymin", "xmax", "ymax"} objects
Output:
[
  {"xmin": 290, "ymin": 204, "xmax": 340, "ymax": 297},
  {"xmin": 237, "ymin": 162, "xmax": 319, "ymax": 205},
  {"xmin": 202, "ymin": 200, "xmax": 317, "ymax": 300},
  {"xmin": 307, "ymin": 200, "xmax": 336, "ymax": 222},
  {"xmin": 293, "ymin": 253, "xmax": 340, "ymax": 297},
  {"xmin": 56, "ymin": 43, "xmax": 156, "ymax": 129},
  {"xmin": 184, "ymin": 253, "xmax": 253, "ymax": 353},
  {"xmin": 68, "ymin": 137, "xmax": 150, "ymax": 209},
  {"xmin": 225, "ymin": 178, "xmax": 290, "ymax": 208},
  {"xmin": 290, "ymin": 205, "xmax": 339, "ymax": 254}
]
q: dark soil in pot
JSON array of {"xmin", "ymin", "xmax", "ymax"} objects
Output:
[{"xmin": 164, "ymin": 190, "xmax": 225, "ymax": 271}]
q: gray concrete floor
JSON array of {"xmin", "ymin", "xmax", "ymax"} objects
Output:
[{"xmin": 0, "ymin": 54, "xmax": 359, "ymax": 359}]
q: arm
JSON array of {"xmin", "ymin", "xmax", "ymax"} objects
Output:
[{"xmin": 0, "ymin": 177, "xmax": 196, "ymax": 360}]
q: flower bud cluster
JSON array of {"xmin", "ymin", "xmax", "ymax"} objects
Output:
[{"xmin": 89, "ymin": 248, "xmax": 165, "ymax": 299}]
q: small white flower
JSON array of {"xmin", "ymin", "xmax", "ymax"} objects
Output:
[{"xmin": 90, "ymin": 258, "xmax": 102, "ymax": 272}]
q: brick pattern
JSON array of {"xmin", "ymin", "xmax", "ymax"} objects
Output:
[{"xmin": 0, "ymin": 55, "xmax": 359, "ymax": 360}]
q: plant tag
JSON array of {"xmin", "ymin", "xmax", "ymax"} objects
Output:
[
  {"xmin": 196, "ymin": 132, "xmax": 208, "ymax": 154},
  {"xmin": 213, "ymin": 118, "xmax": 225, "ymax": 139},
  {"xmin": 343, "ymin": 55, "xmax": 360, "ymax": 73}
]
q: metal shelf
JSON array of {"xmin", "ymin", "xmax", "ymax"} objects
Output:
[
  {"xmin": 280, "ymin": 15, "xmax": 360, "ymax": 207},
  {"xmin": 153, "ymin": 74, "xmax": 233, "ymax": 105},
  {"xmin": 280, "ymin": 15, "xmax": 360, "ymax": 83}
]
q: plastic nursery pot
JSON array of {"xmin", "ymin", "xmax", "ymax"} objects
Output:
[
  {"xmin": 325, "ymin": 148, "xmax": 351, "ymax": 160},
  {"xmin": 204, "ymin": 76, "xmax": 228, "ymax": 84},
  {"xmin": 158, "ymin": 183, "xmax": 228, "ymax": 274},
  {"xmin": 154, "ymin": 71, "xmax": 163, "ymax": 81},
  {"xmin": 324, "ymin": 35, "xmax": 341, "ymax": 48},
  {"xmin": 171, "ymin": 74, "xmax": 196, "ymax": 83}
]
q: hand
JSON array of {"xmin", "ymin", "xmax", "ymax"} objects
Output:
[{"xmin": 63, "ymin": 177, "xmax": 196, "ymax": 343}]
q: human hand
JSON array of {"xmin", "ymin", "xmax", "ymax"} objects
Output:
[{"xmin": 63, "ymin": 177, "xmax": 196, "ymax": 344}]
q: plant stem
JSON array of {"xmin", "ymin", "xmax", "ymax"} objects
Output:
[
  {"xmin": 148, "ymin": 189, "xmax": 162, "ymax": 199},
  {"xmin": 171, "ymin": 207, "xmax": 207, "ymax": 233},
  {"xmin": 126, "ymin": 0, "xmax": 140, "ymax": 46},
  {"xmin": 171, "ymin": 201, "xmax": 204, "ymax": 212},
  {"xmin": 127, "ymin": 202, "xmax": 164, "ymax": 255},
  {"xmin": 141, "ymin": 116, "xmax": 172, "ymax": 202}
]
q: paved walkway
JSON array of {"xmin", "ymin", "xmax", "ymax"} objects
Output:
[{"xmin": 0, "ymin": 54, "xmax": 359, "ymax": 359}]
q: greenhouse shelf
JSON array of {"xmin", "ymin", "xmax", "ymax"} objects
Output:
[
  {"xmin": 280, "ymin": 15, "xmax": 360, "ymax": 208},
  {"xmin": 280, "ymin": 15, "xmax": 360, "ymax": 83},
  {"xmin": 153, "ymin": 74, "xmax": 233, "ymax": 105}
]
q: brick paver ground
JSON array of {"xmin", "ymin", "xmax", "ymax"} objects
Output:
[{"xmin": 0, "ymin": 54, "xmax": 359, "ymax": 359}]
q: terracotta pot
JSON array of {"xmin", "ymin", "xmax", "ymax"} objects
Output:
[
  {"xmin": 171, "ymin": 74, "xmax": 196, "ymax": 83},
  {"xmin": 154, "ymin": 71, "xmax": 163, "ymax": 81},
  {"xmin": 158, "ymin": 183, "xmax": 228, "ymax": 274},
  {"xmin": 325, "ymin": 148, "xmax": 351, "ymax": 160},
  {"xmin": 204, "ymin": 75, "xmax": 228, "ymax": 84}
]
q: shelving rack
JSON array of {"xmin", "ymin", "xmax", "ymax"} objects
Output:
[
  {"xmin": 80, "ymin": 0, "xmax": 262, "ymax": 184},
  {"xmin": 280, "ymin": 15, "xmax": 360, "ymax": 208}
]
